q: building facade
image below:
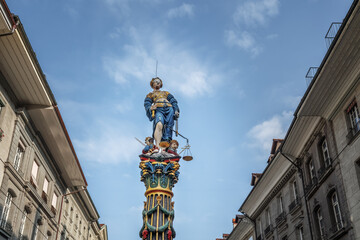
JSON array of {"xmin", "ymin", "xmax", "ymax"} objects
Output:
[
  {"xmin": 220, "ymin": 0, "xmax": 360, "ymax": 239},
  {"xmin": 0, "ymin": 1, "xmax": 107, "ymax": 239}
]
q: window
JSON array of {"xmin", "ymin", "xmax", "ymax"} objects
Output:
[
  {"xmin": 307, "ymin": 159, "xmax": 316, "ymax": 182},
  {"xmin": 298, "ymin": 226, "xmax": 304, "ymax": 240},
  {"xmin": 292, "ymin": 181, "xmax": 298, "ymax": 200},
  {"xmin": 31, "ymin": 161, "xmax": 39, "ymax": 180},
  {"xmin": 43, "ymin": 178, "xmax": 49, "ymax": 194},
  {"xmin": 347, "ymin": 100, "xmax": 360, "ymax": 134},
  {"xmin": 0, "ymin": 192, "xmax": 12, "ymax": 227},
  {"xmin": 52, "ymin": 193, "xmax": 58, "ymax": 209},
  {"xmin": 33, "ymin": 223, "xmax": 39, "ymax": 240},
  {"xmin": 19, "ymin": 211, "xmax": 28, "ymax": 238},
  {"xmin": 266, "ymin": 209, "xmax": 271, "ymax": 226},
  {"xmin": 331, "ymin": 192, "xmax": 343, "ymax": 230},
  {"xmin": 258, "ymin": 219, "xmax": 263, "ymax": 235},
  {"xmin": 13, "ymin": 144, "xmax": 24, "ymax": 171},
  {"xmin": 0, "ymin": 98, "xmax": 4, "ymax": 115},
  {"xmin": 278, "ymin": 195, "xmax": 284, "ymax": 213},
  {"xmin": 316, "ymin": 208, "xmax": 325, "ymax": 239},
  {"xmin": 321, "ymin": 139, "xmax": 331, "ymax": 167}
]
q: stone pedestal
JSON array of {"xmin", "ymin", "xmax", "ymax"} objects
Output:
[{"xmin": 139, "ymin": 155, "xmax": 180, "ymax": 240}]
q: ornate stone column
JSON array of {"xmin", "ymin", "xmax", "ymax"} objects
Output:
[{"xmin": 139, "ymin": 155, "xmax": 180, "ymax": 240}]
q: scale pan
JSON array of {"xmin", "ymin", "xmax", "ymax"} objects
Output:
[{"xmin": 182, "ymin": 156, "xmax": 193, "ymax": 161}]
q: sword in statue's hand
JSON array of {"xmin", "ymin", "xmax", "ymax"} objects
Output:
[
  {"xmin": 175, "ymin": 111, "xmax": 179, "ymax": 137},
  {"xmin": 135, "ymin": 137, "xmax": 146, "ymax": 146}
]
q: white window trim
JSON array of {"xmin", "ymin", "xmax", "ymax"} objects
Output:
[
  {"xmin": 331, "ymin": 192, "xmax": 343, "ymax": 230},
  {"xmin": 321, "ymin": 139, "xmax": 331, "ymax": 166},
  {"xmin": 348, "ymin": 103, "xmax": 360, "ymax": 132},
  {"xmin": 317, "ymin": 208, "xmax": 325, "ymax": 239},
  {"xmin": 292, "ymin": 181, "xmax": 298, "ymax": 200},
  {"xmin": 299, "ymin": 226, "xmax": 304, "ymax": 240},
  {"xmin": 13, "ymin": 144, "xmax": 24, "ymax": 171},
  {"xmin": 43, "ymin": 178, "xmax": 49, "ymax": 194},
  {"xmin": 266, "ymin": 210, "xmax": 271, "ymax": 226},
  {"xmin": 52, "ymin": 193, "xmax": 58, "ymax": 209},
  {"xmin": 0, "ymin": 192, "xmax": 12, "ymax": 227},
  {"xmin": 31, "ymin": 161, "xmax": 39, "ymax": 180},
  {"xmin": 279, "ymin": 196, "xmax": 284, "ymax": 213},
  {"xmin": 19, "ymin": 211, "xmax": 27, "ymax": 237}
]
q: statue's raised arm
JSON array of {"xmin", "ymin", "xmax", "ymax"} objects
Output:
[{"xmin": 144, "ymin": 77, "xmax": 179, "ymax": 147}]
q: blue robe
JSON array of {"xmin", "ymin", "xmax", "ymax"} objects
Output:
[{"xmin": 144, "ymin": 91, "xmax": 179, "ymax": 142}]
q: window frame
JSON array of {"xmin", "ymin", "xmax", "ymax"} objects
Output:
[
  {"xmin": 31, "ymin": 160, "xmax": 39, "ymax": 181},
  {"xmin": 43, "ymin": 178, "xmax": 49, "ymax": 195},
  {"xmin": 331, "ymin": 192, "xmax": 343, "ymax": 230},
  {"xmin": 13, "ymin": 143, "xmax": 24, "ymax": 171},
  {"xmin": 347, "ymin": 99, "xmax": 360, "ymax": 135},
  {"xmin": 0, "ymin": 192, "xmax": 13, "ymax": 228},
  {"xmin": 321, "ymin": 138, "xmax": 331, "ymax": 167},
  {"xmin": 278, "ymin": 195, "xmax": 284, "ymax": 213},
  {"xmin": 52, "ymin": 192, "xmax": 58, "ymax": 209},
  {"xmin": 298, "ymin": 226, "xmax": 304, "ymax": 240},
  {"xmin": 292, "ymin": 180, "xmax": 298, "ymax": 200},
  {"xmin": 266, "ymin": 209, "xmax": 271, "ymax": 226},
  {"xmin": 308, "ymin": 159, "xmax": 316, "ymax": 182},
  {"xmin": 19, "ymin": 210, "xmax": 28, "ymax": 238},
  {"xmin": 0, "ymin": 98, "xmax": 4, "ymax": 114},
  {"xmin": 316, "ymin": 208, "xmax": 325, "ymax": 239}
]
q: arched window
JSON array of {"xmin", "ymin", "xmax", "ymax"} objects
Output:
[{"xmin": 315, "ymin": 207, "xmax": 325, "ymax": 239}]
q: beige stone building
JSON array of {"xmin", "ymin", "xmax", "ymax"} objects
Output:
[
  {"xmin": 0, "ymin": 1, "xmax": 108, "ymax": 239},
  {"xmin": 222, "ymin": 0, "xmax": 360, "ymax": 240}
]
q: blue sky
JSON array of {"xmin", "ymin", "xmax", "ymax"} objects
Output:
[{"xmin": 7, "ymin": 0, "xmax": 353, "ymax": 239}]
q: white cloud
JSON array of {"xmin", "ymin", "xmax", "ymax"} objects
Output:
[
  {"xmin": 233, "ymin": 0, "xmax": 280, "ymax": 27},
  {"xmin": 247, "ymin": 111, "xmax": 292, "ymax": 151},
  {"xmin": 129, "ymin": 204, "xmax": 144, "ymax": 213},
  {"xmin": 73, "ymin": 120, "xmax": 142, "ymax": 164},
  {"xmin": 225, "ymin": 30, "xmax": 262, "ymax": 57},
  {"xmin": 103, "ymin": 0, "xmax": 172, "ymax": 15},
  {"xmin": 116, "ymin": 99, "xmax": 134, "ymax": 114},
  {"xmin": 167, "ymin": 3, "xmax": 194, "ymax": 19},
  {"xmin": 266, "ymin": 33, "xmax": 278, "ymax": 40},
  {"xmin": 64, "ymin": 5, "xmax": 79, "ymax": 18},
  {"xmin": 103, "ymin": 27, "xmax": 219, "ymax": 98}
]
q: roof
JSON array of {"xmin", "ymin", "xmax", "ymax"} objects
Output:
[
  {"xmin": 239, "ymin": 0, "xmax": 360, "ymax": 217},
  {"xmin": 0, "ymin": 0, "xmax": 87, "ymax": 188}
]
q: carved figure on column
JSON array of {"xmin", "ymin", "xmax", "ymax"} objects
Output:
[{"xmin": 144, "ymin": 77, "xmax": 180, "ymax": 148}]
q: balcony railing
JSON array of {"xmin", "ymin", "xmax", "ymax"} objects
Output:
[
  {"xmin": 317, "ymin": 160, "xmax": 332, "ymax": 179},
  {"xmin": 275, "ymin": 212, "xmax": 286, "ymax": 226},
  {"xmin": 0, "ymin": 220, "xmax": 13, "ymax": 235},
  {"xmin": 305, "ymin": 67, "xmax": 319, "ymax": 86},
  {"xmin": 325, "ymin": 22, "xmax": 342, "ymax": 48},
  {"xmin": 288, "ymin": 197, "xmax": 301, "ymax": 213},
  {"xmin": 51, "ymin": 205, "xmax": 57, "ymax": 215},
  {"xmin": 305, "ymin": 177, "xmax": 318, "ymax": 194},
  {"xmin": 330, "ymin": 221, "xmax": 344, "ymax": 234},
  {"xmin": 347, "ymin": 121, "xmax": 360, "ymax": 142}
]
